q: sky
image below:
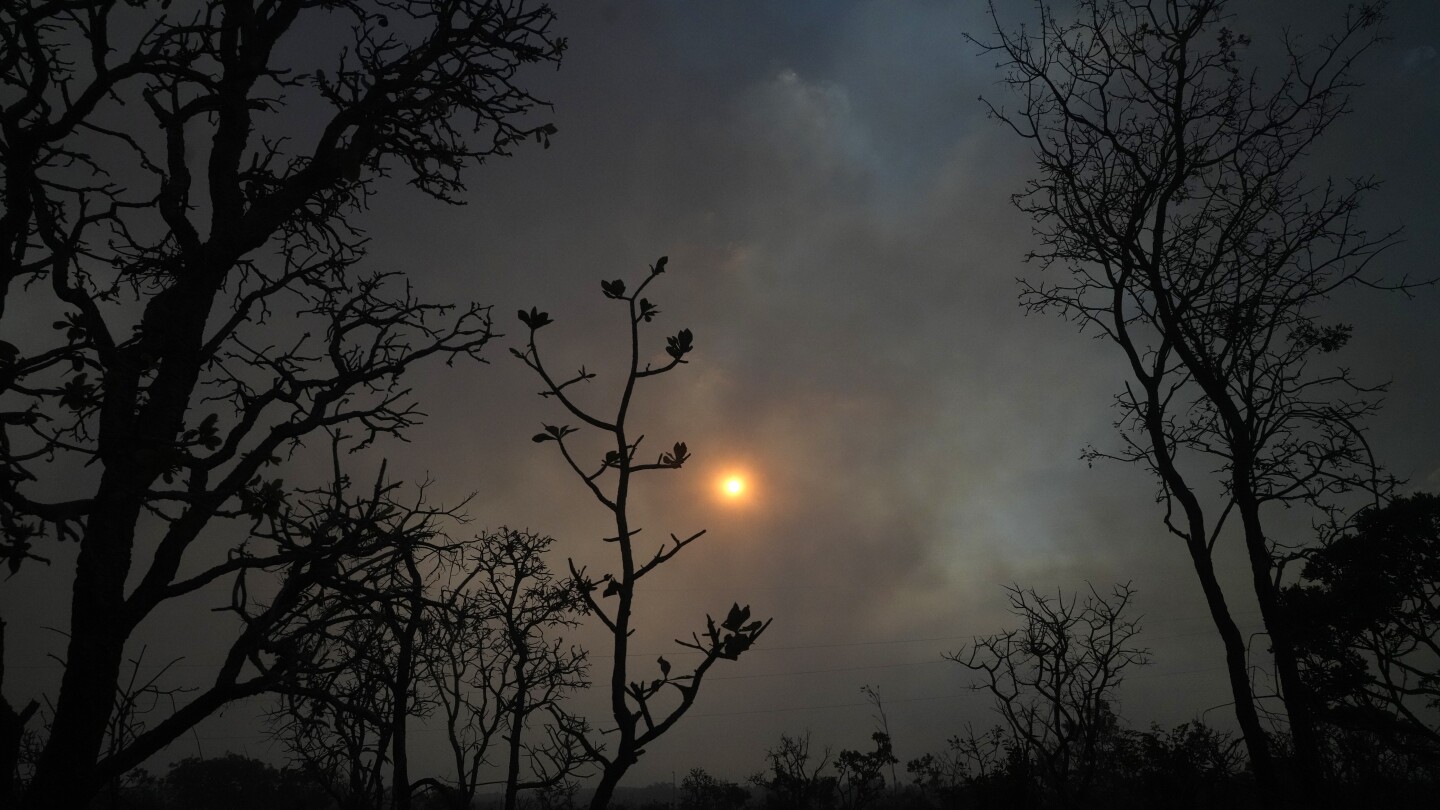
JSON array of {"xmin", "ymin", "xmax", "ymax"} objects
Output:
[{"xmin": 6, "ymin": 0, "xmax": 1440, "ymax": 791}]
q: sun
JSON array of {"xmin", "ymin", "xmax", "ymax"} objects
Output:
[{"xmin": 721, "ymin": 475, "xmax": 745, "ymax": 498}]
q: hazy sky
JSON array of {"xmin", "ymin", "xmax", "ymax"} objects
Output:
[{"xmin": 6, "ymin": 0, "xmax": 1440, "ymax": 791}]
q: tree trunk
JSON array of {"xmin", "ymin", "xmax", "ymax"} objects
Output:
[
  {"xmin": 503, "ymin": 647, "xmax": 529, "ymax": 810},
  {"xmin": 1182, "ymin": 532, "xmax": 1278, "ymax": 802},
  {"xmin": 390, "ymin": 566, "xmax": 427, "ymax": 810},
  {"xmin": 1142, "ymin": 394, "xmax": 1278, "ymax": 804},
  {"xmin": 23, "ymin": 490, "xmax": 140, "ymax": 810},
  {"xmin": 22, "ymin": 270, "xmax": 216, "ymax": 810},
  {"xmin": 590, "ymin": 769, "xmax": 624, "ymax": 810},
  {"xmin": 590, "ymin": 457, "xmax": 638, "ymax": 810},
  {"xmin": 1236, "ymin": 491, "xmax": 1323, "ymax": 803}
]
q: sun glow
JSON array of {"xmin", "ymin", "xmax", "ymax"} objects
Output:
[{"xmin": 721, "ymin": 475, "xmax": 746, "ymax": 498}]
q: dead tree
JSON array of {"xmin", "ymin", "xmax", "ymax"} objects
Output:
[
  {"xmin": 972, "ymin": 0, "xmax": 1408, "ymax": 796},
  {"xmin": 0, "ymin": 2, "xmax": 563, "ymax": 808},
  {"xmin": 948, "ymin": 583, "xmax": 1148, "ymax": 807},
  {"xmin": 514, "ymin": 258, "xmax": 773, "ymax": 809}
]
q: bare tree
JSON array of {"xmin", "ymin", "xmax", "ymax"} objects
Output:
[
  {"xmin": 751, "ymin": 732, "xmax": 836, "ymax": 810},
  {"xmin": 0, "ymin": 2, "xmax": 563, "ymax": 807},
  {"xmin": 418, "ymin": 528, "xmax": 591, "ymax": 810},
  {"xmin": 948, "ymin": 583, "xmax": 1148, "ymax": 807},
  {"xmin": 272, "ymin": 520, "xmax": 591, "ymax": 810},
  {"xmin": 906, "ymin": 723, "xmax": 1013, "ymax": 805},
  {"xmin": 98, "ymin": 648, "xmax": 190, "ymax": 810},
  {"xmin": 972, "ymin": 0, "xmax": 1409, "ymax": 795},
  {"xmin": 514, "ymin": 258, "xmax": 773, "ymax": 809},
  {"xmin": 750, "ymin": 728, "xmax": 895, "ymax": 810},
  {"xmin": 260, "ymin": 455, "xmax": 474, "ymax": 810},
  {"xmin": 273, "ymin": 612, "xmax": 398, "ymax": 810}
]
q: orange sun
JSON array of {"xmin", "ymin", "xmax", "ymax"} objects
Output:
[{"xmin": 721, "ymin": 475, "xmax": 745, "ymax": 498}]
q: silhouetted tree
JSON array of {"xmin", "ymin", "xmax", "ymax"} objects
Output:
[
  {"xmin": 418, "ymin": 528, "xmax": 591, "ymax": 810},
  {"xmin": 1284, "ymin": 493, "xmax": 1440, "ymax": 750},
  {"xmin": 948, "ymin": 584, "xmax": 1147, "ymax": 807},
  {"xmin": 907, "ymin": 724, "xmax": 1013, "ymax": 807},
  {"xmin": 0, "ymin": 2, "xmax": 562, "ymax": 807},
  {"xmin": 973, "ymin": 0, "xmax": 1408, "ymax": 796},
  {"xmin": 515, "ymin": 258, "xmax": 772, "ymax": 809},
  {"xmin": 751, "ymin": 729, "xmax": 898, "ymax": 810},
  {"xmin": 271, "ymin": 518, "xmax": 589, "ymax": 810},
  {"xmin": 274, "ymin": 612, "xmax": 395, "ymax": 810},
  {"xmin": 910, "ymin": 715, "xmax": 1259, "ymax": 810},
  {"xmin": 834, "ymin": 733, "xmax": 896, "ymax": 810},
  {"xmin": 857, "ymin": 686, "xmax": 899, "ymax": 794},
  {"xmin": 1305, "ymin": 720, "xmax": 1440, "ymax": 804},
  {"xmin": 752, "ymin": 732, "xmax": 836, "ymax": 810},
  {"xmin": 93, "ymin": 766, "xmax": 166, "ymax": 810},
  {"xmin": 524, "ymin": 777, "xmax": 580, "ymax": 810},
  {"xmin": 1085, "ymin": 720, "xmax": 1246, "ymax": 810},
  {"xmin": 262, "ymin": 461, "xmax": 473, "ymax": 810},
  {"xmin": 679, "ymin": 768, "xmax": 750, "ymax": 810},
  {"xmin": 97, "ymin": 647, "xmax": 191, "ymax": 809}
]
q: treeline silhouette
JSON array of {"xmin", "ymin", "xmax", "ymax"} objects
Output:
[
  {"xmin": 734, "ymin": 715, "xmax": 1437, "ymax": 810},
  {"xmin": 80, "ymin": 488, "xmax": 1440, "ymax": 810},
  {"xmin": 80, "ymin": 713, "xmax": 1440, "ymax": 810}
]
